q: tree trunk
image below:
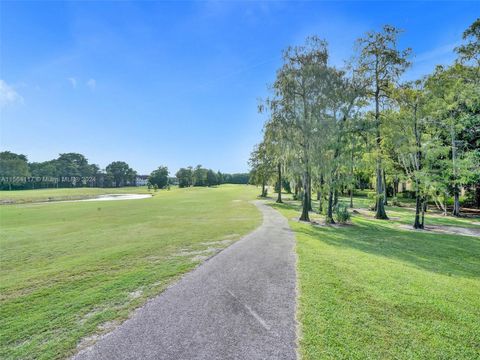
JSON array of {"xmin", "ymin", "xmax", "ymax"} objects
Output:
[
  {"xmin": 350, "ymin": 141, "xmax": 355, "ymax": 209},
  {"xmin": 451, "ymin": 124, "xmax": 460, "ymax": 217},
  {"xmin": 373, "ymin": 62, "xmax": 388, "ymax": 220},
  {"xmin": 412, "ymin": 109, "xmax": 424, "ymax": 228},
  {"xmin": 307, "ymin": 174, "xmax": 312, "ymax": 211},
  {"xmin": 421, "ymin": 198, "xmax": 426, "ymax": 227},
  {"xmin": 326, "ymin": 189, "xmax": 335, "ymax": 224},
  {"xmin": 383, "ymin": 170, "xmax": 388, "ymax": 206},
  {"xmin": 299, "ymin": 171, "xmax": 310, "ymax": 222},
  {"xmin": 453, "ymin": 189, "xmax": 460, "ymax": 216},
  {"xmin": 375, "ymin": 164, "xmax": 388, "ymax": 219},
  {"xmin": 294, "ymin": 181, "xmax": 299, "ymax": 200},
  {"xmin": 374, "ymin": 137, "xmax": 388, "ymax": 219},
  {"xmin": 476, "ymin": 183, "xmax": 480, "ymax": 209},
  {"xmin": 393, "ymin": 177, "xmax": 399, "ymax": 198},
  {"xmin": 299, "ymin": 93, "xmax": 311, "ymax": 221},
  {"xmin": 276, "ymin": 162, "xmax": 282, "ymax": 203},
  {"xmin": 261, "ymin": 181, "xmax": 266, "ymax": 197},
  {"xmin": 333, "ymin": 189, "xmax": 338, "ymax": 206},
  {"xmin": 318, "ymin": 175, "xmax": 324, "ymax": 213},
  {"xmin": 443, "ymin": 192, "xmax": 448, "ymax": 216},
  {"xmin": 413, "ymin": 179, "xmax": 423, "ymax": 229}
]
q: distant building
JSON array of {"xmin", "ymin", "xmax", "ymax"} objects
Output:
[{"xmin": 135, "ymin": 175, "xmax": 149, "ymax": 186}]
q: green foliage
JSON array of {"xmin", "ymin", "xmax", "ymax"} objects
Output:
[
  {"xmin": 221, "ymin": 173, "xmax": 249, "ymax": 184},
  {"xmin": 249, "ymin": 141, "xmax": 275, "ymax": 189},
  {"xmin": 105, "ymin": 161, "xmax": 137, "ymax": 187},
  {"xmin": 206, "ymin": 169, "xmax": 218, "ymax": 186},
  {"xmin": 0, "ymin": 151, "xmax": 30, "ymax": 190},
  {"xmin": 0, "ymin": 152, "xmax": 103, "ymax": 190},
  {"xmin": 175, "ymin": 167, "xmax": 193, "ymax": 188},
  {"xmin": 334, "ymin": 203, "xmax": 351, "ymax": 223},
  {"xmin": 148, "ymin": 166, "xmax": 169, "ymax": 189},
  {"xmin": 176, "ymin": 167, "xmax": 248, "ymax": 188},
  {"xmin": 256, "ymin": 18, "xmax": 479, "ymax": 223},
  {"xmin": 455, "ymin": 17, "xmax": 480, "ymax": 65},
  {"xmin": 274, "ymin": 178, "xmax": 291, "ymax": 194}
]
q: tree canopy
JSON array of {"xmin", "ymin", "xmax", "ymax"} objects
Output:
[{"xmin": 251, "ymin": 18, "xmax": 480, "ymax": 227}]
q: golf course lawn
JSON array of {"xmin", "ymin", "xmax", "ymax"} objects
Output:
[
  {"xmin": 0, "ymin": 185, "xmax": 261, "ymax": 360},
  {"xmin": 273, "ymin": 196, "xmax": 480, "ymax": 359}
]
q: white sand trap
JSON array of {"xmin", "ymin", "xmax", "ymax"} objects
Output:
[
  {"xmin": 78, "ymin": 194, "xmax": 152, "ymax": 202},
  {"xmin": 398, "ymin": 224, "xmax": 480, "ymax": 238},
  {"xmin": 39, "ymin": 194, "xmax": 153, "ymax": 204}
]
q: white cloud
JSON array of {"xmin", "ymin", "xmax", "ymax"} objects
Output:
[
  {"xmin": 86, "ymin": 78, "xmax": 96, "ymax": 90},
  {"xmin": 404, "ymin": 42, "xmax": 460, "ymax": 81},
  {"xmin": 414, "ymin": 42, "xmax": 460, "ymax": 64},
  {"xmin": 67, "ymin": 77, "xmax": 77, "ymax": 88},
  {"xmin": 0, "ymin": 80, "xmax": 23, "ymax": 107}
]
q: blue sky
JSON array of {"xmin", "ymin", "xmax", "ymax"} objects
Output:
[{"xmin": 1, "ymin": 1, "xmax": 478, "ymax": 174}]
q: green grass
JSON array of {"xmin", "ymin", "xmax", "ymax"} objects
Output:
[
  {"xmin": 0, "ymin": 186, "xmax": 151, "ymax": 204},
  {"xmin": 347, "ymin": 195, "xmax": 480, "ymax": 229},
  {"xmin": 0, "ymin": 185, "xmax": 261, "ymax": 360},
  {"xmin": 272, "ymin": 196, "xmax": 480, "ymax": 360}
]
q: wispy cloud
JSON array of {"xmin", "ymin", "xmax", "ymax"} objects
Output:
[
  {"xmin": 405, "ymin": 41, "xmax": 460, "ymax": 80},
  {"xmin": 67, "ymin": 77, "xmax": 77, "ymax": 88},
  {"xmin": 86, "ymin": 78, "xmax": 96, "ymax": 90},
  {"xmin": 414, "ymin": 42, "xmax": 460, "ymax": 64},
  {"xmin": 0, "ymin": 80, "xmax": 24, "ymax": 107}
]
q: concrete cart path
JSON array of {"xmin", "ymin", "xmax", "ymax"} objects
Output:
[{"xmin": 74, "ymin": 200, "xmax": 297, "ymax": 360}]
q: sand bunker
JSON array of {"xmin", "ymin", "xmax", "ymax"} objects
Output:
[
  {"xmin": 39, "ymin": 194, "xmax": 152, "ymax": 204},
  {"xmin": 78, "ymin": 194, "xmax": 152, "ymax": 202},
  {"xmin": 351, "ymin": 208, "xmax": 401, "ymax": 220},
  {"xmin": 398, "ymin": 224, "xmax": 480, "ymax": 237}
]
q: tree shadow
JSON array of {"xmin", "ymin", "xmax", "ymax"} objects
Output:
[{"xmin": 272, "ymin": 202, "xmax": 480, "ymax": 278}]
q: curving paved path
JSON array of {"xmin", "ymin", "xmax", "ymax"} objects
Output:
[{"xmin": 74, "ymin": 200, "xmax": 297, "ymax": 360}]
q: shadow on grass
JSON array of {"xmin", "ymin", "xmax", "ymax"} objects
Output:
[
  {"xmin": 271, "ymin": 200, "xmax": 302, "ymax": 211},
  {"xmin": 272, "ymin": 202, "xmax": 480, "ymax": 279}
]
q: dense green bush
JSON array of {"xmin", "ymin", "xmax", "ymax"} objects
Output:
[{"xmin": 335, "ymin": 204, "xmax": 351, "ymax": 223}]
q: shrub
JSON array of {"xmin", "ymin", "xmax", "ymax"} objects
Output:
[{"xmin": 334, "ymin": 204, "xmax": 351, "ymax": 224}]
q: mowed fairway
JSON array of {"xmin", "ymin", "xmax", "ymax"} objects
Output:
[
  {"xmin": 0, "ymin": 185, "xmax": 261, "ymax": 360},
  {"xmin": 273, "ymin": 197, "xmax": 480, "ymax": 360}
]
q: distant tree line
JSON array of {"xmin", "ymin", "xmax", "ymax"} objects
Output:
[
  {"xmin": 175, "ymin": 165, "xmax": 249, "ymax": 188},
  {"xmin": 0, "ymin": 152, "xmax": 250, "ymax": 191},
  {"xmin": 0, "ymin": 151, "xmax": 138, "ymax": 190}
]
